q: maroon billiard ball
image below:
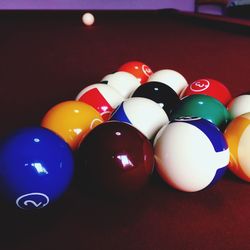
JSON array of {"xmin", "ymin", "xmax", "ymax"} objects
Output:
[{"xmin": 76, "ymin": 121, "xmax": 154, "ymax": 197}]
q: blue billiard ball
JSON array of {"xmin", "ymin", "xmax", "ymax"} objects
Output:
[{"xmin": 0, "ymin": 127, "xmax": 74, "ymax": 210}]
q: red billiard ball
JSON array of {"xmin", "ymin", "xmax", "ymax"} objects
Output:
[
  {"xmin": 181, "ymin": 78, "xmax": 232, "ymax": 105},
  {"xmin": 76, "ymin": 83, "xmax": 124, "ymax": 121},
  {"xmin": 118, "ymin": 61, "xmax": 153, "ymax": 84},
  {"xmin": 76, "ymin": 121, "xmax": 154, "ymax": 197}
]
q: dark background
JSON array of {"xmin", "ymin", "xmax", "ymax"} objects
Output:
[{"xmin": 1, "ymin": 10, "xmax": 250, "ymax": 250}]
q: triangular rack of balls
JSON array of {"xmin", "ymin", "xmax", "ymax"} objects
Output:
[{"xmin": 1, "ymin": 60, "xmax": 250, "ymax": 210}]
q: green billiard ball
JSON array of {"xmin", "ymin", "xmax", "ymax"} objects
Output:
[{"xmin": 171, "ymin": 94, "xmax": 231, "ymax": 130}]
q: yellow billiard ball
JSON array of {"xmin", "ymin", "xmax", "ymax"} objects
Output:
[
  {"xmin": 41, "ymin": 100, "xmax": 103, "ymax": 150},
  {"xmin": 224, "ymin": 112, "xmax": 250, "ymax": 181}
]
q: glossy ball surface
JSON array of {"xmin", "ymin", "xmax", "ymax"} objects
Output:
[
  {"xmin": 110, "ymin": 97, "xmax": 169, "ymax": 139},
  {"xmin": 171, "ymin": 94, "xmax": 230, "ymax": 130},
  {"xmin": 154, "ymin": 117, "xmax": 229, "ymax": 192},
  {"xmin": 118, "ymin": 61, "xmax": 153, "ymax": 83},
  {"xmin": 148, "ymin": 69, "xmax": 188, "ymax": 95},
  {"xmin": 82, "ymin": 12, "xmax": 95, "ymax": 26},
  {"xmin": 76, "ymin": 83, "xmax": 124, "ymax": 120},
  {"xmin": 224, "ymin": 112, "xmax": 250, "ymax": 181},
  {"xmin": 77, "ymin": 121, "xmax": 154, "ymax": 197},
  {"xmin": 181, "ymin": 78, "xmax": 232, "ymax": 105},
  {"xmin": 41, "ymin": 101, "xmax": 103, "ymax": 150},
  {"xmin": 227, "ymin": 93, "xmax": 250, "ymax": 119},
  {"xmin": 0, "ymin": 127, "xmax": 74, "ymax": 210},
  {"xmin": 101, "ymin": 71, "xmax": 140, "ymax": 98},
  {"xmin": 131, "ymin": 81, "xmax": 180, "ymax": 117}
]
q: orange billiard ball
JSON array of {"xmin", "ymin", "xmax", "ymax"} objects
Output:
[
  {"xmin": 41, "ymin": 100, "xmax": 103, "ymax": 150},
  {"xmin": 118, "ymin": 61, "xmax": 153, "ymax": 84},
  {"xmin": 224, "ymin": 112, "xmax": 250, "ymax": 181}
]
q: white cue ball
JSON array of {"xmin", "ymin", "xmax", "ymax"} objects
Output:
[{"xmin": 82, "ymin": 12, "xmax": 95, "ymax": 26}]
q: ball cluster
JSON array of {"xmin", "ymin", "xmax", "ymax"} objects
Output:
[{"xmin": 1, "ymin": 59, "xmax": 250, "ymax": 211}]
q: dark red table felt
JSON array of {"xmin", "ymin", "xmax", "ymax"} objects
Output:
[{"xmin": 1, "ymin": 9, "xmax": 250, "ymax": 250}]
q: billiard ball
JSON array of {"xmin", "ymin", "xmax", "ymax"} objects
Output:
[
  {"xmin": 131, "ymin": 81, "xmax": 180, "ymax": 117},
  {"xmin": 101, "ymin": 71, "xmax": 140, "ymax": 98},
  {"xmin": 181, "ymin": 78, "xmax": 232, "ymax": 105},
  {"xmin": 41, "ymin": 100, "xmax": 103, "ymax": 150},
  {"xmin": 76, "ymin": 83, "xmax": 124, "ymax": 121},
  {"xmin": 110, "ymin": 97, "xmax": 169, "ymax": 140},
  {"xmin": 224, "ymin": 112, "xmax": 250, "ymax": 182},
  {"xmin": 118, "ymin": 61, "xmax": 153, "ymax": 83},
  {"xmin": 227, "ymin": 93, "xmax": 250, "ymax": 119},
  {"xmin": 171, "ymin": 94, "xmax": 231, "ymax": 130},
  {"xmin": 82, "ymin": 12, "xmax": 95, "ymax": 26},
  {"xmin": 76, "ymin": 121, "xmax": 154, "ymax": 197},
  {"xmin": 154, "ymin": 117, "xmax": 229, "ymax": 192},
  {"xmin": 0, "ymin": 127, "xmax": 74, "ymax": 209},
  {"xmin": 148, "ymin": 69, "xmax": 188, "ymax": 95}
]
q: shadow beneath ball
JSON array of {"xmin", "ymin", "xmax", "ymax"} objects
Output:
[
  {"xmin": 224, "ymin": 170, "xmax": 248, "ymax": 184},
  {"xmin": 0, "ymin": 186, "xmax": 73, "ymax": 248},
  {"xmin": 72, "ymin": 158, "xmax": 154, "ymax": 229}
]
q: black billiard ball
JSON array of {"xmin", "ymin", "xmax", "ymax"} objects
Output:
[{"xmin": 131, "ymin": 81, "xmax": 180, "ymax": 117}]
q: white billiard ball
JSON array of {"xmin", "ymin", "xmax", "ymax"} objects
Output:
[
  {"xmin": 76, "ymin": 83, "xmax": 124, "ymax": 121},
  {"xmin": 101, "ymin": 71, "xmax": 140, "ymax": 98},
  {"xmin": 110, "ymin": 97, "xmax": 169, "ymax": 139},
  {"xmin": 154, "ymin": 117, "xmax": 229, "ymax": 192},
  {"xmin": 148, "ymin": 69, "xmax": 188, "ymax": 95},
  {"xmin": 82, "ymin": 12, "xmax": 95, "ymax": 26},
  {"xmin": 227, "ymin": 93, "xmax": 250, "ymax": 119}
]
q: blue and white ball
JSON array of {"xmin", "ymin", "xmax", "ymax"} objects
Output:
[
  {"xmin": 110, "ymin": 97, "xmax": 169, "ymax": 140},
  {"xmin": 154, "ymin": 117, "xmax": 229, "ymax": 192}
]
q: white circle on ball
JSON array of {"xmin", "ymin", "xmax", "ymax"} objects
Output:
[
  {"xmin": 190, "ymin": 79, "xmax": 210, "ymax": 92},
  {"xmin": 142, "ymin": 64, "xmax": 152, "ymax": 77},
  {"xmin": 16, "ymin": 192, "xmax": 50, "ymax": 209}
]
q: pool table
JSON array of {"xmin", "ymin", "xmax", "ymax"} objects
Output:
[{"xmin": 1, "ymin": 9, "xmax": 250, "ymax": 250}]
